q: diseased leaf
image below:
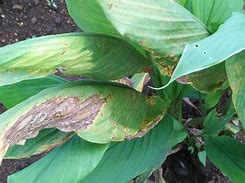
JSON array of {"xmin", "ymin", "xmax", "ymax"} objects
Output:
[
  {"xmin": 5, "ymin": 129, "xmax": 74, "ymax": 159},
  {"xmin": 0, "ymin": 33, "xmax": 150, "ymax": 86},
  {"xmin": 166, "ymin": 12, "xmax": 245, "ymax": 88},
  {"xmin": 0, "ymin": 81, "xmax": 166, "ymax": 163},
  {"xmin": 188, "ymin": 63, "xmax": 227, "ymax": 93},
  {"xmin": 114, "ymin": 77, "xmax": 133, "ymax": 88},
  {"xmin": 131, "ymin": 73, "xmax": 150, "ymax": 92},
  {"xmin": 0, "ymin": 76, "xmax": 68, "ymax": 109},
  {"xmin": 205, "ymin": 136, "xmax": 245, "ymax": 183},
  {"xmin": 83, "ymin": 114, "xmax": 187, "ymax": 183},
  {"xmin": 8, "ymin": 136, "xmax": 109, "ymax": 183},
  {"xmin": 226, "ymin": 51, "xmax": 245, "ymax": 127},
  {"xmin": 65, "ymin": 0, "xmax": 120, "ymax": 37},
  {"xmin": 98, "ymin": 0, "xmax": 208, "ymax": 75},
  {"xmin": 183, "ymin": 0, "xmax": 243, "ymax": 32},
  {"xmin": 150, "ymin": 62, "xmax": 184, "ymax": 106},
  {"xmin": 8, "ymin": 115, "xmax": 186, "ymax": 183},
  {"xmin": 0, "ymin": 77, "xmax": 71, "ymax": 159}
]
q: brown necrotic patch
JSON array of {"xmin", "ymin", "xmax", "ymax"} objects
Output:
[{"xmin": 4, "ymin": 95, "xmax": 105, "ymax": 146}]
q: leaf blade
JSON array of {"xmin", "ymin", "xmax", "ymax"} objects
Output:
[
  {"xmin": 187, "ymin": 63, "xmax": 227, "ymax": 93},
  {"xmin": 8, "ymin": 136, "xmax": 109, "ymax": 183},
  {"xmin": 226, "ymin": 51, "xmax": 245, "ymax": 127},
  {"xmin": 205, "ymin": 136, "xmax": 245, "ymax": 183},
  {"xmin": 65, "ymin": 0, "xmax": 120, "ymax": 37},
  {"xmin": 0, "ymin": 33, "xmax": 150, "ymax": 86},
  {"xmin": 0, "ymin": 76, "xmax": 68, "ymax": 108},
  {"xmin": 98, "ymin": 0, "xmax": 208, "ymax": 74},
  {"xmin": 5, "ymin": 129, "xmax": 74, "ymax": 159},
  {"xmin": 83, "ymin": 114, "xmax": 187, "ymax": 183},
  {"xmin": 0, "ymin": 81, "xmax": 167, "ymax": 162},
  {"xmin": 168, "ymin": 12, "xmax": 245, "ymax": 86},
  {"xmin": 184, "ymin": 0, "xmax": 243, "ymax": 32},
  {"xmin": 203, "ymin": 109, "xmax": 234, "ymax": 136}
]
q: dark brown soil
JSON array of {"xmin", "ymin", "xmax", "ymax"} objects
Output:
[
  {"xmin": 0, "ymin": 0, "xmax": 78, "ymax": 47},
  {"xmin": 161, "ymin": 147, "xmax": 231, "ymax": 183},
  {"xmin": 0, "ymin": 0, "xmax": 236, "ymax": 183}
]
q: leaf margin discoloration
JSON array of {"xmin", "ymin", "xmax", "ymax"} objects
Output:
[{"xmin": 0, "ymin": 81, "xmax": 167, "ymax": 164}]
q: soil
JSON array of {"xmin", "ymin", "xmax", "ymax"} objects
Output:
[
  {"xmin": 160, "ymin": 147, "xmax": 231, "ymax": 183},
  {"xmin": 0, "ymin": 0, "xmax": 78, "ymax": 47},
  {"xmin": 0, "ymin": 0, "xmax": 237, "ymax": 183}
]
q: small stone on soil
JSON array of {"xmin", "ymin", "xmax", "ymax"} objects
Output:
[
  {"xmin": 12, "ymin": 5, "xmax": 23, "ymax": 10},
  {"xmin": 31, "ymin": 17, "xmax": 38, "ymax": 24},
  {"xmin": 34, "ymin": 0, "xmax": 39, "ymax": 6},
  {"xmin": 54, "ymin": 17, "xmax": 62, "ymax": 25}
]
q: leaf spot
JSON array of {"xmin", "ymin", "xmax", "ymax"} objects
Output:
[{"xmin": 4, "ymin": 95, "xmax": 105, "ymax": 147}]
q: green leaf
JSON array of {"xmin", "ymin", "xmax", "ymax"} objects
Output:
[
  {"xmin": 134, "ymin": 171, "xmax": 153, "ymax": 183},
  {"xmin": 226, "ymin": 51, "xmax": 245, "ymax": 128},
  {"xmin": 0, "ymin": 76, "xmax": 68, "ymax": 109},
  {"xmin": 8, "ymin": 136, "xmax": 109, "ymax": 183},
  {"xmin": 65, "ymin": 0, "xmax": 120, "ymax": 37},
  {"xmin": 98, "ymin": 0, "xmax": 208, "ymax": 73},
  {"xmin": 198, "ymin": 150, "xmax": 206, "ymax": 167},
  {"xmin": 83, "ymin": 114, "xmax": 187, "ymax": 183},
  {"xmin": 5, "ymin": 129, "xmax": 74, "ymax": 159},
  {"xmin": 8, "ymin": 115, "xmax": 186, "ymax": 183},
  {"xmin": 0, "ymin": 33, "xmax": 150, "ymax": 86},
  {"xmin": 205, "ymin": 136, "xmax": 245, "ymax": 183},
  {"xmin": 65, "ymin": 0, "xmax": 147, "ymax": 57},
  {"xmin": 188, "ymin": 63, "xmax": 227, "ymax": 93},
  {"xmin": 203, "ymin": 109, "xmax": 234, "ymax": 136},
  {"xmin": 183, "ymin": 0, "xmax": 243, "ymax": 32},
  {"xmin": 166, "ymin": 12, "xmax": 245, "ymax": 88},
  {"xmin": 176, "ymin": 0, "xmax": 188, "ymax": 6},
  {"xmin": 131, "ymin": 73, "xmax": 149, "ymax": 92},
  {"xmin": 182, "ymin": 85, "xmax": 200, "ymax": 99},
  {"xmin": 203, "ymin": 89, "xmax": 222, "ymax": 109},
  {"xmin": 0, "ymin": 81, "xmax": 166, "ymax": 162}
]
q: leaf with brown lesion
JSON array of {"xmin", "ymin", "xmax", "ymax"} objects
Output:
[
  {"xmin": 0, "ymin": 95, "xmax": 106, "ymax": 163},
  {"xmin": 5, "ymin": 129, "xmax": 74, "ymax": 159},
  {"xmin": 146, "ymin": 47, "xmax": 180, "ymax": 77},
  {"xmin": 0, "ymin": 33, "xmax": 151, "ymax": 86},
  {"xmin": 114, "ymin": 77, "xmax": 133, "ymax": 87},
  {"xmin": 4, "ymin": 95, "xmax": 105, "ymax": 146},
  {"xmin": 226, "ymin": 51, "xmax": 245, "ymax": 128},
  {"xmin": 188, "ymin": 63, "xmax": 227, "ymax": 93},
  {"xmin": 0, "ymin": 81, "xmax": 167, "ymax": 163},
  {"xmin": 98, "ymin": 0, "xmax": 209, "ymax": 77}
]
